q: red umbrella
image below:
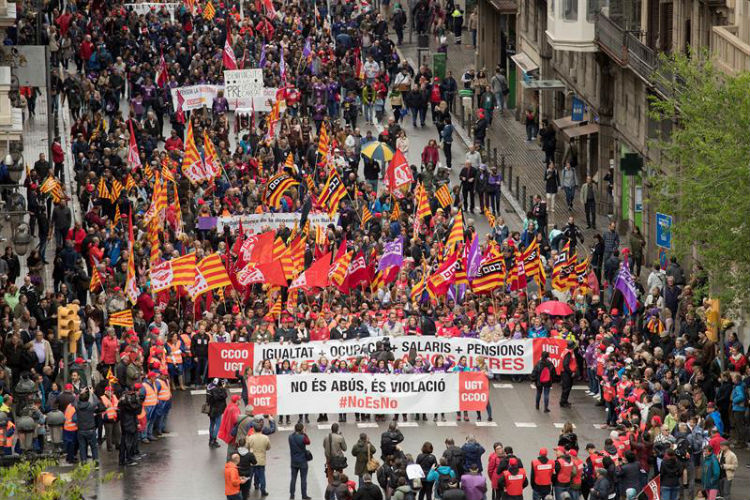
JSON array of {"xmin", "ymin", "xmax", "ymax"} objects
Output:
[{"xmin": 536, "ymin": 301, "xmax": 574, "ymax": 316}]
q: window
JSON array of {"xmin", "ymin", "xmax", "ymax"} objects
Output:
[
  {"xmin": 549, "ymin": 0, "xmax": 555, "ymax": 19},
  {"xmin": 563, "ymin": 0, "xmax": 578, "ymax": 20},
  {"xmin": 587, "ymin": 0, "xmax": 608, "ymax": 22}
]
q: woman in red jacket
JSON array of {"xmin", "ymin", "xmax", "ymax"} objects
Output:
[
  {"xmin": 421, "ymin": 139, "xmax": 440, "ymax": 166},
  {"xmin": 488, "ymin": 443, "xmax": 506, "ymax": 499}
]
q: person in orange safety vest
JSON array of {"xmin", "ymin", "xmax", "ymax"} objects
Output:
[
  {"xmin": 101, "ymin": 386, "xmax": 120, "ymax": 451},
  {"xmin": 530, "ymin": 447, "xmax": 554, "ymax": 500}
]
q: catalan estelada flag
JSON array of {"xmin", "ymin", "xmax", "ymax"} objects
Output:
[{"xmin": 318, "ymin": 170, "xmax": 346, "ymax": 216}]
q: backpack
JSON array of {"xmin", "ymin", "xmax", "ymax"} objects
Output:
[
  {"xmin": 539, "ymin": 365, "xmax": 552, "ymax": 384},
  {"xmin": 436, "ymin": 471, "xmax": 452, "ymax": 496},
  {"xmin": 674, "ymin": 438, "xmax": 691, "ymax": 461},
  {"xmin": 377, "ymin": 465, "xmax": 390, "ymax": 489}
]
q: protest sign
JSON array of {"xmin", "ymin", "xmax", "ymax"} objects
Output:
[
  {"xmin": 245, "ymin": 372, "xmax": 489, "ymax": 415},
  {"xmin": 207, "ymin": 342, "xmax": 255, "ymax": 378},
  {"xmin": 214, "ymin": 212, "xmax": 337, "ymax": 234}
]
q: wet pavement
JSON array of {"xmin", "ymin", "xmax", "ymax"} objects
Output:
[{"xmin": 93, "ymin": 381, "xmax": 646, "ymax": 500}]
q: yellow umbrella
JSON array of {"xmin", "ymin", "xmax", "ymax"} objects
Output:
[{"xmin": 361, "ymin": 141, "xmax": 395, "ymax": 163}]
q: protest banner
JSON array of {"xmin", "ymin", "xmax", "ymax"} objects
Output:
[
  {"xmin": 208, "ymin": 342, "xmax": 255, "ymax": 378},
  {"xmin": 124, "ymin": 3, "xmax": 179, "ymax": 21},
  {"xmin": 213, "ymin": 212, "xmax": 337, "ymax": 234},
  {"xmin": 246, "ymin": 372, "xmax": 489, "ymax": 415},
  {"xmin": 253, "ymin": 337, "xmax": 567, "ymax": 374},
  {"xmin": 170, "ymin": 85, "xmax": 223, "ymax": 111}
]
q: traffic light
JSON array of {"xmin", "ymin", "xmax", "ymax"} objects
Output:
[{"xmin": 57, "ymin": 304, "xmax": 82, "ymax": 354}]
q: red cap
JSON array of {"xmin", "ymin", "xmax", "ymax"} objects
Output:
[
  {"xmin": 64, "ymin": 383, "xmax": 73, "ymax": 391},
  {"xmin": 569, "ymin": 449, "xmax": 578, "ymax": 457},
  {"xmin": 556, "ymin": 446, "xmax": 566, "ymax": 453},
  {"xmin": 74, "ymin": 357, "xmax": 84, "ymax": 364},
  {"xmin": 113, "ymin": 286, "xmax": 121, "ymax": 291},
  {"xmin": 509, "ymin": 458, "xmax": 518, "ymax": 466},
  {"xmin": 134, "ymin": 383, "xmax": 143, "ymax": 390},
  {"xmin": 231, "ymin": 394, "xmax": 240, "ymax": 403},
  {"xmin": 147, "ymin": 371, "xmax": 157, "ymax": 378},
  {"xmin": 156, "ymin": 339, "xmax": 164, "ymax": 346},
  {"xmin": 539, "ymin": 447, "xmax": 548, "ymax": 456},
  {"xmin": 105, "ymin": 386, "xmax": 113, "ymax": 392}
]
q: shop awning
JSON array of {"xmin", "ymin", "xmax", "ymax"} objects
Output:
[
  {"xmin": 488, "ymin": 0, "xmax": 518, "ymax": 14},
  {"xmin": 510, "ymin": 52, "xmax": 539, "ymax": 74},
  {"xmin": 562, "ymin": 123, "xmax": 600, "ymax": 139}
]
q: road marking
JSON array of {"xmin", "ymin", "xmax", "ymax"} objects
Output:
[
  {"xmin": 398, "ymin": 422, "xmax": 418, "ymax": 427},
  {"xmin": 436, "ymin": 421, "xmax": 457, "ymax": 427},
  {"xmin": 493, "ymin": 383, "xmax": 513, "ymax": 389},
  {"xmin": 572, "ymin": 385, "xmax": 588, "ymax": 390},
  {"xmin": 160, "ymin": 432, "xmax": 179, "ymax": 437},
  {"xmin": 514, "ymin": 422, "xmax": 538, "ymax": 428},
  {"xmin": 530, "ymin": 384, "xmax": 536, "ymax": 389},
  {"xmin": 593, "ymin": 424, "xmax": 609, "ymax": 429},
  {"xmin": 554, "ymin": 423, "xmax": 576, "ymax": 429},
  {"xmin": 357, "ymin": 423, "xmax": 379, "ymax": 428},
  {"xmin": 277, "ymin": 426, "xmax": 293, "ymax": 432},
  {"xmin": 317, "ymin": 424, "xmax": 332, "ymax": 430},
  {"xmin": 197, "ymin": 430, "xmax": 209, "ymax": 435},
  {"xmin": 476, "ymin": 421, "xmax": 498, "ymax": 427}
]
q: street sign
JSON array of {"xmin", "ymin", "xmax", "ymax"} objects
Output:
[
  {"xmin": 571, "ymin": 96, "xmax": 584, "ymax": 121},
  {"xmin": 655, "ymin": 213, "xmax": 673, "ymax": 249}
]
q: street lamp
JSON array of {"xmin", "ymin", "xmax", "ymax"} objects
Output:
[
  {"xmin": 4, "ymin": 153, "xmax": 24, "ymax": 184},
  {"xmin": 12, "ymin": 223, "xmax": 32, "ymax": 256}
]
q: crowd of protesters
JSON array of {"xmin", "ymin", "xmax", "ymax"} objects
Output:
[{"xmin": 0, "ymin": 1, "xmax": 746, "ymax": 500}]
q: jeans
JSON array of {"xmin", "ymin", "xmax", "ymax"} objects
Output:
[
  {"xmin": 554, "ymin": 486, "xmax": 570, "ymax": 500},
  {"xmin": 719, "ymin": 478, "xmax": 732, "ymax": 500},
  {"xmin": 209, "ymin": 415, "xmax": 222, "ymax": 442},
  {"xmin": 159, "ymin": 399, "xmax": 172, "ymax": 433},
  {"xmin": 564, "ymin": 186, "xmax": 575, "ymax": 208},
  {"xmin": 364, "ymin": 103, "xmax": 373, "ymax": 123},
  {"xmin": 535, "ymin": 384, "xmax": 550, "ymax": 410},
  {"xmin": 419, "ymin": 479, "xmax": 434, "ymax": 500},
  {"xmin": 63, "ymin": 429, "xmax": 78, "ymax": 462},
  {"xmin": 290, "ymin": 464, "xmax": 308, "ymax": 498},
  {"xmin": 227, "ymin": 494, "xmax": 242, "ymax": 500},
  {"xmin": 78, "ymin": 429, "xmax": 99, "ymax": 462},
  {"xmin": 443, "ymin": 141, "xmax": 452, "ymax": 168},
  {"xmin": 587, "ymin": 368, "xmax": 599, "ymax": 394},
  {"xmin": 410, "ymin": 107, "xmax": 419, "ymax": 126},
  {"xmin": 195, "ymin": 357, "xmax": 208, "ymax": 385},
  {"xmin": 585, "ymin": 200, "xmax": 596, "ymax": 228},
  {"xmin": 145, "ymin": 405, "xmax": 157, "ymax": 439},
  {"xmin": 253, "ymin": 464, "xmax": 267, "ymax": 492},
  {"xmin": 660, "ymin": 486, "xmax": 680, "ymax": 500}
]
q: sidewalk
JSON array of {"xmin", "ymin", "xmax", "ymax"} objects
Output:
[{"xmin": 397, "ymin": 36, "xmax": 611, "ymax": 243}]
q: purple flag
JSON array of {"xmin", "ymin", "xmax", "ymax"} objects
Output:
[
  {"xmin": 377, "ymin": 236, "xmax": 404, "ymax": 272},
  {"xmin": 280, "ymin": 46, "xmax": 286, "ymax": 81},
  {"xmin": 259, "ymin": 44, "xmax": 266, "ymax": 68},
  {"xmin": 614, "ymin": 259, "xmax": 638, "ymax": 313},
  {"xmin": 466, "ymin": 234, "xmax": 481, "ymax": 278},
  {"xmin": 302, "ymin": 38, "xmax": 312, "ymax": 60}
]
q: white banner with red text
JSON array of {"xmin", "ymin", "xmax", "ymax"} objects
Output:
[
  {"xmin": 246, "ymin": 372, "xmax": 489, "ymax": 415},
  {"xmin": 207, "ymin": 337, "xmax": 567, "ymax": 378}
]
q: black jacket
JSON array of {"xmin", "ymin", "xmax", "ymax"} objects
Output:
[
  {"xmin": 118, "ymin": 391, "xmax": 143, "ymax": 434},
  {"xmin": 206, "ymin": 385, "xmax": 228, "ymax": 418},
  {"xmin": 75, "ymin": 397, "xmax": 103, "ymax": 432},
  {"xmin": 353, "ymin": 482, "xmax": 384, "ymax": 500},
  {"xmin": 380, "ymin": 429, "xmax": 404, "ymax": 459},
  {"xmin": 659, "ymin": 457, "xmax": 683, "ymax": 488},
  {"xmin": 616, "ymin": 461, "xmax": 643, "ymax": 493}
]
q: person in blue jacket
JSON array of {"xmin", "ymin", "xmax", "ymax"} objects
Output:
[
  {"xmin": 730, "ymin": 373, "xmax": 746, "ymax": 446},
  {"xmin": 701, "ymin": 446, "xmax": 721, "ymax": 500}
]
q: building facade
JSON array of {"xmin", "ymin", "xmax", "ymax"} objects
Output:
[{"xmin": 492, "ymin": 0, "xmax": 749, "ymax": 263}]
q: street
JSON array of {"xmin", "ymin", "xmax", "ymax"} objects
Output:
[{"xmin": 96, "ymin": 380, "xmax": 616, "ymax": 500}]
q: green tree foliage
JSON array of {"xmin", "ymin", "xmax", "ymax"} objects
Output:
[
  {"xmin": 649, "ymin": 51, "xmax": 750, "ymax": 309},
  {"xmin": 0, "ymin": 458, "xmax": 118, "ymax": 499}
]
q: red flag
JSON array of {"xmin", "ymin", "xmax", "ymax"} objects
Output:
[
  {"xmin": 639, "ymin": 475, "xmax": 660, "ymax": 500},
  {"xmin": 156, "ymin": 51, "xmax": 169, "ymax": 88},
  {"xmin": 345, "ymin": 250, "xmax": 370, "ymax": 290},
  {"xmin": 289, "ymin": 252, "xmax": 332, "ymax": 290},
  {"xmin": 587, "ymin": 270, "xmax": 600, "ymax": 297},
  {"xmin": 236, "ymin": 260, "xmax": 287, "ymax": 287},
  {"xmin": 223, "ymin": 23, "xmax": 238, "ymax": 70},
  {"xmin": 385, "ymin": 149, "xmax": 413, "ymax": 191}
]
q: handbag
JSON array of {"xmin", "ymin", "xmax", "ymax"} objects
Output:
[
  {"xmin": 200, "ymin": 402, "xmax": 210, "ymax": 415},
  {"xmin": 366, "ymin": 443, "xmax": 381, "ymax": 472},
  {"xmin": 329, "ymin": 434, "xmax": 348, "ymax": 470},
  {"xmin": 305, "ymin": 449, "xmax": 313, "ymax": 461}
]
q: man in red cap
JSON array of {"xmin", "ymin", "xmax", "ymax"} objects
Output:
[
  {"xmin": 553, "ymin": 446, "xmax": 574, "ymax": 500},
  {"xmin": 497, "ymin": 457, "xmax": 528, "ymax": 500}
]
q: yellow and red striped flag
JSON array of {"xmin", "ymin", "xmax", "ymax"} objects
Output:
[
  {"xmin": 269, "ymin": 294, "xmax": 282, "ymax": 319},
  {"xmin": 286, "ymin": 290, "xmax": 298, "ymax": 313},
  {"xmin": 446, "ymin": 210, "xmax": 464, "ymax": 252},
  {"xmin": 203, "ymin": 0, "xmax": 216, "ymax": 20},
  {"xmin": 125, "ymin": 173, "xmax": 136, "ymax": 192},
  {"xmin": 125, "ymin": 211, "xmax": 139, "ymax": 304},
  {"xmin": 90, "ymin": 266, "xmax": 103, "ymax": 292},
  {"xmin": 97, "ymin": 177, "xmax": 110, "ymax": 200},
  {"xmin": 318, "ymin": 170, "xmax": 346, "ymax": 216},
  {"xmin": 161, "ymin": 157, "xmax": 176, "ymax": 183},
  {"xmin": 263, "ymin": 172, "xmax": 299, "ymax": 208},
  {"xmin": 203, "ymin": 129, "xmax": 222, "ymax": 179},
  {"xmin": 173, "ymin": 183, "xmax": 183, "ymax": 236},
  {"xmin": 109, "ymin": 309, "xmax": 134, "ymax": 329},
  {"xmin": 416, "ymin": 183, "xmax": 431, "ymax": 220},
  {"xmin": 182, "ymin": 120, "xmax": 207, "ymax": 184},
  {"xmin": 390, "ymin": 199, "xmax": 401, "ymax": 221},
  {"xmin": 435, "ymin": 184, "xmax": 452, "ymax": 208},
  {"xmin": 361, "ymin": 205, "xmax": 373, "ymax": 229},
  {"xmin": 109, "ymin": 179, "xmax": 123, "ymax": 203},
  {"xmin": 288, "ymin": 235, "xmax": 305, "ymax": 277},
  {"xmin": 273, "ymin": 237, "xmax": 295, "ymax": 281},
  {"xmin": 148, "ymin": 219, "xmax": 161, "ymax": 268},
  {"xmin": 521, "ymin": 238, "xmax": 545, "ymax": 288},
  {"xmin": 317, "ymin": 122, "xmax": 330, "ymax": 157},
  {"xmin": 151, "ymin": 252, "xmax": 196, "ymax": 291},
  {"xmin": 329, "ymin": 251, "xmax": 352, "ymax": 287},
  {"xmin": 197, "ymin": 253, "xmax": 232, "ymax": 291}
]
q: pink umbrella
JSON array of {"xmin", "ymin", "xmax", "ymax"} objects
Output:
[{"xmin": 535, "ymin": 301, "xmax": 574, "ymax": 316}]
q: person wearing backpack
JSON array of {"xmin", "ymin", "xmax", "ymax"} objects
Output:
[
  {"xmin": 443, "ymin": 438, "xmax": 465, "ymax": 478},
  {"xmin": 236, "ymin": 437, "xmax": 257, "ymax": 500},
  {"xmin": 325, "ymin": 422, "xmax": 349, "ymax": 482},
  {"xmin": 426, "ymin": 457, "xmax": 456, "ymax": 499},
  {"xmin": 377, "ymin": 456, "xmax": 398, "ymax": 498},
  {"xmin": 532, "ymin": 351, "xmax": 556, "ymax": 413},
  {"xmin": 701, "ymin": 446, "xmax": 721, "ymax": 500},
  {"xmin": 392, "ymin": 476, "xmax": 417, "ymax": 500}
]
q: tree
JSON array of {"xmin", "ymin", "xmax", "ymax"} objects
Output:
[
  {"xmin": 0, "ymin": 458, "xmax": 117, "ymax": 499},
  {"xmin": 649, "ymin": 51, "xmax": 750, "ymax": 310}
]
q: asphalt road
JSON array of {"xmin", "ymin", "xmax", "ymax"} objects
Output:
[{"xmin": 94, "ymin": 380, "xmax": 631, "ymax": 500}]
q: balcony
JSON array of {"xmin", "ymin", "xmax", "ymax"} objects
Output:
[
  {"xmin": 711, "ymin": 25, "xmax": 750, "ymax": 75},
  {"xmin": 595, "ymin": 13, "xmax": 670, "ymax": 96}
]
